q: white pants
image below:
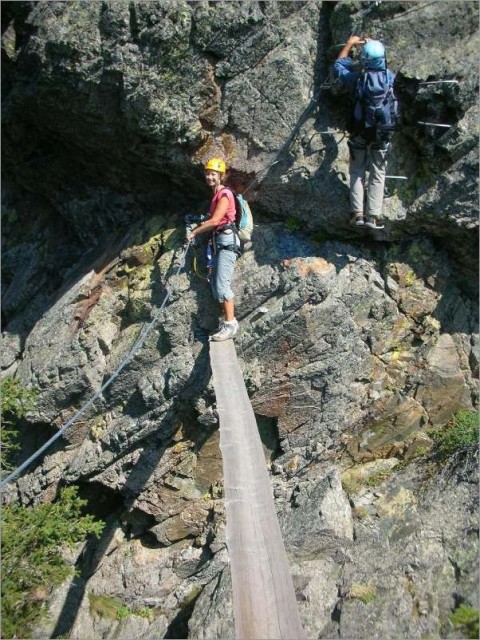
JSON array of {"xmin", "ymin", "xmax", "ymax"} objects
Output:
[{"xmin": 348, "ymin": 135, "xmax": 389, "ymax": 218}]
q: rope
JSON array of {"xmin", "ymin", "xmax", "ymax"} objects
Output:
[
  {"xmin": 0, "ymin": 242, "xmax": 192, "ymax": 488},
  {"xmin": 191, "ymin": 245, "xmax": 210, "ymax": 282}
]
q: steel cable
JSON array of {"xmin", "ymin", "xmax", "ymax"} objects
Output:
[{"xmin": 0, "ymin": 242, "xmax": 191, "ymax": 488}]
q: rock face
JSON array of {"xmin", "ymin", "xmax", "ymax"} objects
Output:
[{"xmin": 1, "ymin": 2, "xmax": 478, "ymax": 639}]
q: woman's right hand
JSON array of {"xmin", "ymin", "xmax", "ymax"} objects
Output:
[{"xmin": 349, "ymin": 35, "xmax": 366, "ymax": 46}]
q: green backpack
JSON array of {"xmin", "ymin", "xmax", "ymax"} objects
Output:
[{"xmin": 233, "ymin": 193, "xmax": 253, "ymax": 242}]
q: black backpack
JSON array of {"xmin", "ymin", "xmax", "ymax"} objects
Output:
[{"xmin": 348, "ymin": 68, "xmax": 399, "ymax": 144}]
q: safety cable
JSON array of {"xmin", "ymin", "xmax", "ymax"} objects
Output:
[{"xmin": 0, "ymin": 242, "xmax": 192, "ymax": 488}]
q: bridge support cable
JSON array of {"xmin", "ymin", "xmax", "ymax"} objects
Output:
[
  {"xmin": 209, "ymin": 340, "xmax": 305, "ymax": 640},
  {"xmin": 0, "ymin": 243, "xmax": 191, "ymax": 488}
]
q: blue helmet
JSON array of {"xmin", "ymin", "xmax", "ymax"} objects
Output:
[{"xmin": 361, "ymin": 40, "xmax": 385, "ymax": 61}]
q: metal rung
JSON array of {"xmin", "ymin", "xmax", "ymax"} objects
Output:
[
  {"xmin": 385, "ymin": 175, "xmax": 408, "ymax": 179},
  {"xmin": 418, "ymin": 121, "xmax": 452, "ymax": 128},
  {"xmin": 419, "ymin": 80, "xmax": 459, "ymax": 85}
]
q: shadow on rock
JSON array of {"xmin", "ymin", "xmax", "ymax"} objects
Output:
[{"xmin": 51, "ymin": 341, "xmax": 214, "ymax": 638}]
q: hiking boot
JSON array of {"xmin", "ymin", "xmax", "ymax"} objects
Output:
[
  {"xmin": 364, "ymin": 216, "xmax": 385, "ymax": 230},
  {"xmin": 210, "ymin": 319, "xmax": 239, "ymax": 342}
]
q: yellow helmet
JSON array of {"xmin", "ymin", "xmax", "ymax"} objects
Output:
[{"xmin": 204, "ymin": 158, "xmax": 226, "ymax": 173}]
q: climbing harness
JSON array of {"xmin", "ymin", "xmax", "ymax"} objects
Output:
[
  {"xmin": 214, "ymin": 223, "xmax": 242, "ymax": 254},
  {"xmin": 0, "ymin": 243, "xmax": 192, "ymax": 488},
  {"xmin": 187, "ymin": 215, "xmax": 241, "ymax": 284}
]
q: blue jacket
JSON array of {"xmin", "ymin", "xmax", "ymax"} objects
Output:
[{"xmin": 333, "ymin": 57, "xmax": 395, "ymax": 93}]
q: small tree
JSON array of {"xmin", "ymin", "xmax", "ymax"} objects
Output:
[
  {"xmin": 1, "ymin": 375, "xmax": 37, "ymax": 474},
  {"xmin": 1, "ymin": 486, "xmax": 104, "ymax": 639}
]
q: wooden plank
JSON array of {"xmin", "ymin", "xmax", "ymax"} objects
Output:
[{"xmin": 210, "ymin": 340, "xmax": 305, "ymax": 640}]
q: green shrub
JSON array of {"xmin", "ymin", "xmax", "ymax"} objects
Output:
[
  {"xmin": 88, "ymin": 593, "xmax": 152, "ymax": 621},
  {"xmin": 1, "ymin": 486, "xmax": 104, "ymax": 639},
  {"xmin": 89, "ymin": 593, "xmax": 125, "ymax": 620},
  {"xmin": 117, "ymin": 605, "xmax": 130, "ymax": 620},
  {"xmin": 1, "ymin": 376, "xmax": 37, "ymax": 473},
  {"xmin": 429, "ymin": 410, "xmax": 478, "ymax": 461},
  {"xmin": 450, "ymin": 604, "xmax": 479, "ymax": 639}
]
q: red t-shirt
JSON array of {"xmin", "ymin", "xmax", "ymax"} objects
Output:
[{"xmin": 209, "ymin": 188, "xmax": 236, "ymax": 228}]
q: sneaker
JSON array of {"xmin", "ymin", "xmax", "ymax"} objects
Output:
[
  {"xmin": 210, "ymin": 319, "xmax": 239, "ymax": 342},
  {"xmin": 350, "ymin": 212, "xmax": 365, "ymax": 226},
  {"xmin": 364, "ymin": 217, "xmax": 385, "ymax": 230}
]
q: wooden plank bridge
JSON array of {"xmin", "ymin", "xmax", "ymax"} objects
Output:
[{"xmin": 210, "ymin": 340, "xmax": 305, "ymax": 640}]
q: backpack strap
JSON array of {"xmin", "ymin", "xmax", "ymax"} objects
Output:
[{"xmin": 216, "ymin": 187, "xmax": 233, "ymax": 199}]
